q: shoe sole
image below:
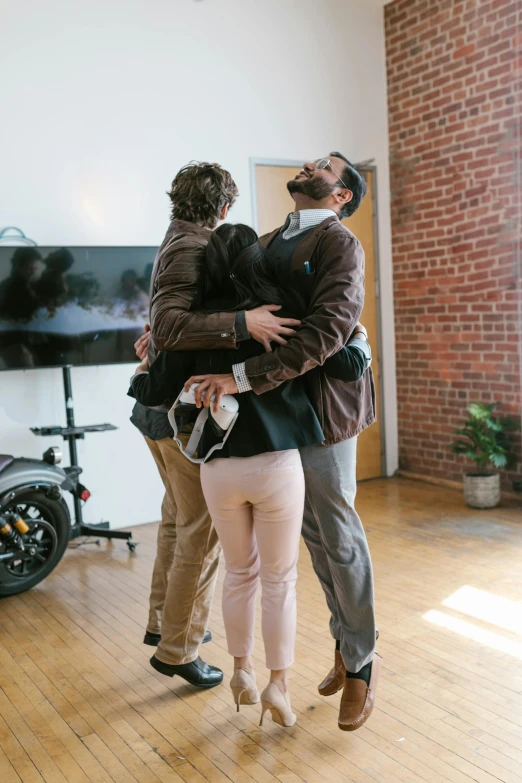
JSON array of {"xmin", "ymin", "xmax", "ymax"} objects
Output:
[
  {"xmin": 338, "ymin": 720, "xmax": 363, "ymax": 732},
  {"xmin": 150, "ymin": 656, "xmax": 223, "ymax": 688},
  {"xmin": 144, "ymin": 631, "xmax": 212, "ymax": 647}
]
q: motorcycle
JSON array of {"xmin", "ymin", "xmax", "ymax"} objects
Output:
[
  {"xmin": 0, "ymin": 447, "xmax": 87, "ymax": 596},
  {"xmin": 0, "ymin": 367, "xmax": 136, "ymax": 597},
  {"xmin": 0, "ymin": 445, "xmax": 138, "ymax": 597}
]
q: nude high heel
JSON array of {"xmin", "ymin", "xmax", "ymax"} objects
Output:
[
  {"xmin": 259, "ymin": 682, "xmax": 296, "ymax": 727},
  {"xmin": 230, "ymin": 668, "xmax": 260, "ymax": 711}
]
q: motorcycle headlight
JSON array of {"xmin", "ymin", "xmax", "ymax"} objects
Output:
[{"xmin": 43, "ymin": 446, "xmax": 62, "ymax": 465}]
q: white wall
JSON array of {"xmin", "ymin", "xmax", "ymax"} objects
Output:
[{"xmin": 0, "ymin": 0, "xmax": 397, "ymax": 528}]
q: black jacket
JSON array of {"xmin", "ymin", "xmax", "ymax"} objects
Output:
[{"xmin": 128, "ymin": 336, "xmax": 324, "ymax": 459}]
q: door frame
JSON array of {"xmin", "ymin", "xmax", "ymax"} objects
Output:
[
  {"xmin": 250, "ymin": 157, "xmax": 387, "ymax": 477},
  {"xmin": 250, "ymin": 158, "xmax": 305, "ymax": 234}
]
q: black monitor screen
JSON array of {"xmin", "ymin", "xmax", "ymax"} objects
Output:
[{"xmin": 0, "ymin": 246, "xmax": 157, "ymax": 370}]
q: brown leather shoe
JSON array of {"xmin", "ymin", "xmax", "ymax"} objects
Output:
[
  {"xmin": 318, "ymin": 630, "xmax": 380, "ymax": 697},
  {"xmin": 338, "ymin": 653, "xmax": 381, "ymax": 732},
  {"xmin": 318, "ymin": 649, "xmax": 345, "ymax": 696}
]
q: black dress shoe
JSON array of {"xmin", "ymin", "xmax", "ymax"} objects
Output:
[
  {"xmin": 143, "ymin": 629, "xmax": 212, "ymax": 646},
  {"xmin": 143, "ymin": 631, "xmax": 162, "ymax": 646},
  {"xmin": 150, "ymin": 655, "xmax": 223, "ymax": 687}
]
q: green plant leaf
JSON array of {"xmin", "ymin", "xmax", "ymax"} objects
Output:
[
  {"xmin": 485, "ymin": 418, "xmax": 502, "ymax": 432},
  {"xmin": 490, "ymin": 452, "xmax": 508, "ymax": 469},
  {"xmin": 452, "ymin": 443, "xmax": 472, "ymax": 454},
  {"xmin": 469, "ymin": 402, "xmax": 497, "ymax": 419},
  {"xmin": 451, "ymin": 400, "xmax": 519, "ymax": 472}
]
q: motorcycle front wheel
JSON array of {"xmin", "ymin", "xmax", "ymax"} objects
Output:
[{"xmin": 0, "ymin": 488, "xmax": 70, "ymax": 597}]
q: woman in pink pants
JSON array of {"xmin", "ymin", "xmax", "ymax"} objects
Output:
[
  {"xmin": 131, "ymin": 224, "xmax": 371, "ymax": 725},
  {"xmin": 192, "ymin": 225, "xmax": 323, "ymax": 727},
  {"xmin": 201, "ymin": 448, "xmax": 305, "ymax": 726}
]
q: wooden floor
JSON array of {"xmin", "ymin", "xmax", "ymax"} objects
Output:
[{"xmin": 1, "ymin": 478, "xmax": 522, "ymax": 783}]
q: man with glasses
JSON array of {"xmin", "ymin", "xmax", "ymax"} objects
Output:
[{"xmin": 147, "ymin": 153, "xmax": 379, "ymax": 731}]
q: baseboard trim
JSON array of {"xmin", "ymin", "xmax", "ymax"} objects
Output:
[
  {"xmin": 396, "ymin": 470, "xmax": 521, "ymax": 502},
  {"xmin": 396, "ymin": 470, "xmax": 461, "ymax": 490}
]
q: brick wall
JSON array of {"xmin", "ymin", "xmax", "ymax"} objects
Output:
[{"xmin": 385, "ymin": 0, "xmax": 521, "ymax": 487}]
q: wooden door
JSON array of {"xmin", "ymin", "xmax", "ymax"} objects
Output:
[{"xmin": 254, "ymin": 163, "xmax": 382, "ymax": 480}]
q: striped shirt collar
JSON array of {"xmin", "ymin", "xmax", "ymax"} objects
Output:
[{"xmin": 282, "ymin": 209, "xmax": 337, "ymax": 240}]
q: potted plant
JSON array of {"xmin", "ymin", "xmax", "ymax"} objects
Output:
[{"xmin": 451, "ymin": 402, "xmax": 520, "ymax": 509}]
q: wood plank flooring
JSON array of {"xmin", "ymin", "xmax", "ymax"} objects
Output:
[{"xmin": 0, "ymin": 477, "xmax": 521, "ymax": 783}]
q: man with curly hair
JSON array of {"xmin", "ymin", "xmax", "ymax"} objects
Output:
[{"xmin": 131, "ymin": 162, "xmax": 299, "ymax": 687}]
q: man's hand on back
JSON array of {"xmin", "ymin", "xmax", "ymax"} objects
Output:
[
  {"xmin": 246, "ymin": 305, "xmax": 301, "ymax": 352},
  {"xmin": 134, "ymin": 323, "xmax": 151, "ymax": 360}
]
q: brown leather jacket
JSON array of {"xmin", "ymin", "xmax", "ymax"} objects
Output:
[
  {"xmin": 149, "ymin": 216, "xmax": 375, "ymax": 444},
  {"xmin": 148, "ymin": 219, "xmax": 239, "ymax": 360}
]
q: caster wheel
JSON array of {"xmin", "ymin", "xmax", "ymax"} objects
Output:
[{"xmin": 127, "ymin": 541, "xmax": 138, "ymax": 552}]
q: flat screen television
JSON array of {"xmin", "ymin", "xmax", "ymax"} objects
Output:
[{"xmin": 0, "ymin": 246, "xmax": 157, "ymax": 370}]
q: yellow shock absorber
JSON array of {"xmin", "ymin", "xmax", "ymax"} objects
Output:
[
  {"xmin": 13, "ymin": 517, "xmax": 29, "ymax": 534},
  {"xmin": 0, "ymin": 521, "xmax": 12, "ymax": 536}
]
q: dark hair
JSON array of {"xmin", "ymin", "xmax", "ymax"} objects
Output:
[
  {"xmin": 330, "ymin": 152, "xmax": 368, "ymax": 219},
  {"xmin": 167, "ymin": 161, "xmax": 238, "ymax": 228},
  {"xmin": 11, "ymin": 247, "xmax": 42, "ymax": 270},
  {"xmin": 45, "ymin": 248, "xmax": 74, "ymax": 273},
  {"xmin": 204, "ymin": 224, "xmax": 303, "ymax": 313}
]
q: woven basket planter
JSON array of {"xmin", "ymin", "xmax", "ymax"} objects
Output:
[{"xmin": 463, "ymin": 473, "xmax": 501, "ymax": 509}]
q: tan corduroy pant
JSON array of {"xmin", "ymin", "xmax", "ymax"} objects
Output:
[{"xmin": 144, "ymin": 434, "xmax": 221, "ymax": 665}]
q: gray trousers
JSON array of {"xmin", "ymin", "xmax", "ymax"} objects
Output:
[{"xmin": 300, "ymin": 437, "xmax": 376, "ymax": 672}]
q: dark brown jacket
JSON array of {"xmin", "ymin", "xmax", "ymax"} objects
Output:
[
  {"xmin": 149, "ymin": 215, "xmax": 375, "ymax": 444},
  {"xmin": 149, "ymin": 219, "xmax": 239, "ymax": 359},
  {"xmin": 249, "ymin": 217, "xmax": 376, "ymax": 442}
]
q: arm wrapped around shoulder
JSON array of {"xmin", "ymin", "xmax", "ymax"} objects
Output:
[
  {"xmin": 128, "ymin": 351, "xmax": 191, "ymax": 407},
  {"xmin": 322, "ymin": 336, "xmax": 372, "ymax": 382},
  {"xmin": 244, "ymin": 232, "xmax": 366, "ymax": 394}
]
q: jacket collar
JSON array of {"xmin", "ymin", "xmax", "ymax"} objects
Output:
[
  {"xmin": 165, "ymin": 218, "xmax": 213, "ymax": 243},
  {"xmin": 260, "ymin": 215, "xmax": 340, "ymax": 271}
]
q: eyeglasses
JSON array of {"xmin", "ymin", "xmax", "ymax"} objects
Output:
[{"xmin": 314, "ymin": 158, "xmax": 349, "ymax": 189}]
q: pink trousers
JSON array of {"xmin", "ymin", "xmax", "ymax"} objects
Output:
[{"xmin": 200, "ymin": 450, "xmax": 305, "ymax": 670}]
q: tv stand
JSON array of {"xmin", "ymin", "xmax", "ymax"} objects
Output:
[{"xmin": 31, "ymin": 366, "xmax": 137, "ymax": 551}]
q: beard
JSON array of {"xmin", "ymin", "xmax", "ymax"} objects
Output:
[{"xmin": 287, "ymin": 175, "xmax": 336, "ymax": 201}]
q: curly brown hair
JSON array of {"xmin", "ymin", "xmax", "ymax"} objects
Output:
[{"xmin": 167, "ymin": 161, "xmax": 239, "ymax": 228}]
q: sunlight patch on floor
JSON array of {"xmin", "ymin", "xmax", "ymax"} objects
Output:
[
  {"xmin": 442, "ymin": 585, "xmax": 522, "ymax": 636},
  {"xmin": 423, "ymin": 609, "xmax": 522, "ymax": 660}
]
